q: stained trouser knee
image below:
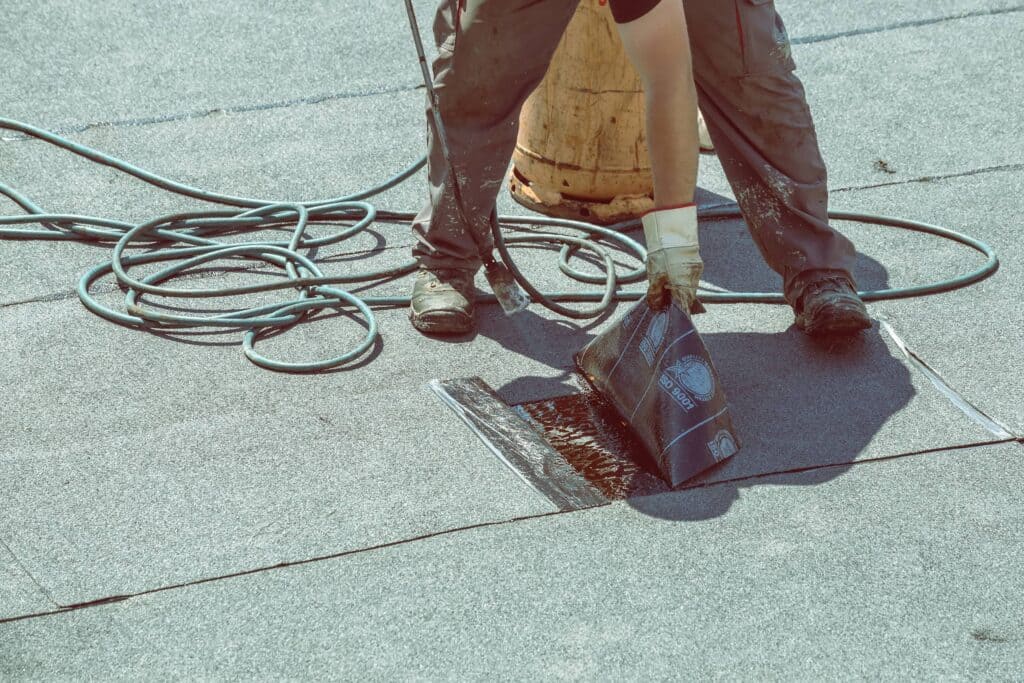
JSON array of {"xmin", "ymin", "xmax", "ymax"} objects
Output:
[{"xmin": 411, "ymin": 0, "xmax": 582, "ymax": 272}]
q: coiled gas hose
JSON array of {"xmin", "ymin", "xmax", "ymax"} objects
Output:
[{"xmin": 0, "ymin": 116, "xmax": 998, "ymax": 372}]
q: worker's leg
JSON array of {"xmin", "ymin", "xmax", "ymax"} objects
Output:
[
  {"xmin": 612, "ymin": 0, "xmax": 704, "ymax": 313},
  {"xmin": 410, "ymin": 0, "xmax": 582, "ymax": 272},
  {"xmin": 683, "ymin": 0, "xmax": 858, "ymax": 308},
  {"xmin": 611, "ymin": 0, "xmax": 699, "ymax": 208}
]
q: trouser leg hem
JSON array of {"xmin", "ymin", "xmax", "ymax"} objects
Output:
[{"xmin": 413, "ymin": 253, "xmax": 482, "ymax": 274}]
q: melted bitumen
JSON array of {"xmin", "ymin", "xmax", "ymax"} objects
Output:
[{"xmin": 513, "ymin": 388, "xmax": 670, "ymax": 500}]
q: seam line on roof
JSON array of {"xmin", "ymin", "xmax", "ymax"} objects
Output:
[
  {"xmin": 3, "ymin": 6, "xmax": 1022, "ymax": 142},
  {"xmin": 677, "ymin": 438, "xmax": 1016, "ymax": 492},
  {"xmin": 832, "ymin": 164, "xmax": 1024, "ymax": 195},
  {"xmin": 0, "ymin": 163, "xmax": 1018, "ymax": 313},
  {"xmin": 0, "ymin": 438, "xmax": 1015, "ymax": 625},
  {"xmin": 0, "ymin": 82, "xmax": 423, "ymax": 142},
  {"xmin": 792, "ymin": 5, "xmax": 1024, "ymax": 45},
  {"xmin": 0, "ymin": 265, "xmax": 266, "ymax": 310},
  {"xmin": 0, "ymin": 537, "xmax": 60, "ymax": 609},
  {"xmin": 0, "ymin": 508, "xmax": 575, "ymax": 624}
]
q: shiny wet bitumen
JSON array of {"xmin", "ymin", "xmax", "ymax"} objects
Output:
[
  {"xmin": 514, "ymin": 389, "xmax": 670, "ymax": 500},
  {"xmin": 430, "ymin": 378, "xmax": 607, "ymax": 511},
  {"xmin": 431, "ymin": 376, "xmax": 666, "ymax": 509}
]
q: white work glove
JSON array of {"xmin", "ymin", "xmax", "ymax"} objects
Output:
[{"xmin": 642, "ymin": 204, "xmax": 705, "ymax": 314}]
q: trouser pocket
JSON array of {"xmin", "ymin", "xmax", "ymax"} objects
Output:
[
  {"xmin": 734, "ymin": 0, "xmax": 796, "ymax": 75},
  {"xmin": 436, "ymin": 0, "xmax": 463, "ymax": 54}
]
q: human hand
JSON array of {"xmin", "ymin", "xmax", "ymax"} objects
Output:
[{"xmin": 642, "ymin": 205, "xmax": 705, "ymax": 314}]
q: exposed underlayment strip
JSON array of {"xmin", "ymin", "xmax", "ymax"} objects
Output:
[
  {"xmin": 429, "ymin": 378, "xmax": 608, "ymax": 512},
  {"xmin": 881, "ymin": 321, "xmax": 1017, "ymax": 440}
]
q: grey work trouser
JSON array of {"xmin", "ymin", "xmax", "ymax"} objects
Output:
[{"xmin": 409, "ymin": 0, "xmax": 858, "ymax": 307}]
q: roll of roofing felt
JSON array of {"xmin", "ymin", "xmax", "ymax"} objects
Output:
[{"xmin": 575, "ymin": 299, "xmax": 740, "ymax": 487}]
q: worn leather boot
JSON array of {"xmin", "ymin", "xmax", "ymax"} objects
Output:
[
  {"xmin": 409, "ymin": 266, "xmax": 476, "ymax": 335},
  {"xmin": 794, "ymin": 277, "xmax": 872, "ymax": 336}
]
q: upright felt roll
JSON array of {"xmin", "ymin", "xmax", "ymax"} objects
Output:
[{"xmin": 575, "ymin": 299, "xmax": 740, "ymax": 487}]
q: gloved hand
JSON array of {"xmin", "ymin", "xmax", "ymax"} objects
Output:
[{"xmin": 642, "ymin": 204, "xmax": 705, "ymax": 314}]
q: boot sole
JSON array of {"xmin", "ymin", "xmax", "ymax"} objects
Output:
[
  {"xmin": 409, "ymin": 308, "xmax": 475, "ymax": 335},
  {"xmin": 797, "ymin": 302, "xmax": 872, "ymax": 336}
]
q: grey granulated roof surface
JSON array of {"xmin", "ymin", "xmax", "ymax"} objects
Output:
[{"xmin": 2, "ymin": 0, "xmax": 1021, "ymax": 678}]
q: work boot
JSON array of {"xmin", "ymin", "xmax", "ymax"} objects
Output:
[
  {"xmin": 409, "ymin": 266, "xmax": 476, "ymax": 335},
  {"xmin": 794, "ymin": 276, "xmax": 872, "ymax": 336}
]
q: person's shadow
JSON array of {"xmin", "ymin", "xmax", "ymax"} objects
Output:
[
  {"xmin": 628, "ymin": 325, "xmax": 913, "ymax": 521},
  {"xmin": 469, "ymin": 189, "xmax": 913, "ymax": 521}
]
